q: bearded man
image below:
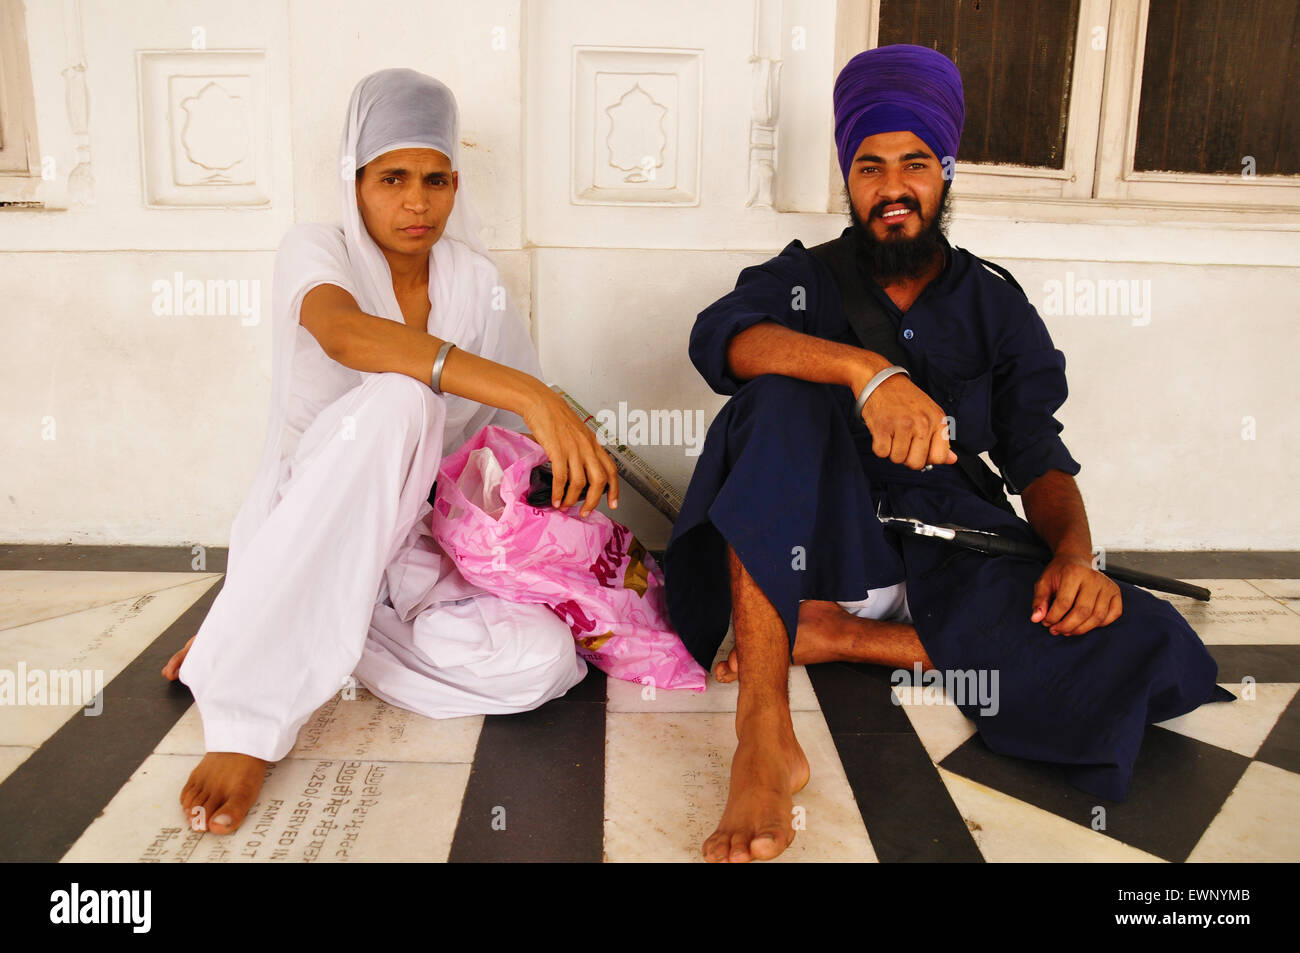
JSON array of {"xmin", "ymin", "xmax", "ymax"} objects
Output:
[{"xmin": 662, "ymin": 44, "xmax": 1227, "ymax": 863}]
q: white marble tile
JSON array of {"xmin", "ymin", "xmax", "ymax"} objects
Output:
[
  {"xmin": 62, "ymin": 754, "xmax": 470, "ymax": 863},
  {"xmin": 606, "ymin": 623, "xmax": 820, "ymax": 713},
  {"xmin": 606, "ymin": 665, "xmax": 821, "ymax": 712},
  {"xmin": 0, "ymin": 577, "xmax": 221, "ymax": 746},
  {"xmin": 1156, "ymin": 683, "xmax": 1297, "ymax": 758},
  {"xmin": 935, "ymin": 767, "xmax": 1165, "ymax": 863},
  {"xmin": 1164, "ymin": 580, "xmax": 1300, "ymax": 644},
  {"xmin": 603, "ymin": 710, "xmax": 875, "ymax": 862},
  {"xmin": 0, "ymin": 570, "xmax": 221, "ymax": 631},
  {"xmin": 158, "ymin": 689, "xmax": 482, "ymax": 764},
  {"xmin": 1187, "ymin": 761, "xmax": 1300, "ymax": 862},
  {"xmin": 1246, "ymin": 579, "xmax": 1300, "ymax": 614},
  {"xmin": 0, "ymin": 745, "xmax": 34, "ymax": 784},
  {"xmin": 895, "ymin": 687, "xmax": 979, "ymax": 763}
]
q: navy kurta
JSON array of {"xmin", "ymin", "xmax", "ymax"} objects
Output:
[{"xmin": 663, "ymin": 235, "xmax": 1228, "ymax": 802}]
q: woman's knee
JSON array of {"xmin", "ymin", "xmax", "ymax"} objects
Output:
[{"xmin": 354, "ymin": 372, "xmax": 441, "ymax": 432}]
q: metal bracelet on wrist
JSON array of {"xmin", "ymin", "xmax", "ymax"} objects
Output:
[
  {"xmin": 430, "ymin": 341, "xmax": 456, "ymax": 395},
  {"xmin": 854, "ymin": 365, "xmax": 910, "ymax": 417}
]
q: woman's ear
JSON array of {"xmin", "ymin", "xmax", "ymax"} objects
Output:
[{"xmin": 452, "ymin": 170, "xmax": 459, "ymax": 194}]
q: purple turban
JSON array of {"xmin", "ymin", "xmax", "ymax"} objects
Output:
[{"xmin": 833, "ymin": 45, "xmax": 965, "ymax": 181}]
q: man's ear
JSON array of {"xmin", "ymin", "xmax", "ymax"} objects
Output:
[{"xmin": 452, "ymin": 169, "xmax": 459, "ymax": 194}]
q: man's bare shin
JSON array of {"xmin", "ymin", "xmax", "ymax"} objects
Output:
[{"xmin": 727, "ymin": 547, "xmax": 794, "ymax": 727}]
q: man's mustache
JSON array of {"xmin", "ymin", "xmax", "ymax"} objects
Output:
[{"xmin": 871, "ymin": 197, "xmax": 922, "ymax": 220}]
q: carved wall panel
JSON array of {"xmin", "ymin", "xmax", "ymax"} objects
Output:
[
  {"xmin": 136, "ymin": 50, "xmax": 271, "ymax": 207},
  {"xmin": 571, "ymin": 46, "xmax": 701, "ymax": 206}
]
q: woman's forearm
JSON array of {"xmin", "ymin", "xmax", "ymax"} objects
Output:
[{"xmin": 331, "ymin": 307, "xmax": 544, "ymax": 418}]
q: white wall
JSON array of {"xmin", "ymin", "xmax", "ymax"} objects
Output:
[{"xmin": 1, "ymin": 0, "xmax": 1296, "ymax": 552}]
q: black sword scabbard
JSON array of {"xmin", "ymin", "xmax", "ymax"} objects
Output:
[{"xmin": 884, "ymin": 519, "xmax": 1212, "ymax": 602}]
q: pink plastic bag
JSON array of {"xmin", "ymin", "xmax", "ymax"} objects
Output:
[{"xmin": 431, "ymin": 425, "xmax": 707, "ymax": 692}]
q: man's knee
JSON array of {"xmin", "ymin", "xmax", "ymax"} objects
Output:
[
  {"xmin": 733, "ymin": 374, "xmax": 838, "ymax": 412},
  {"xmin": 707, "ymin": 374, "xmax": 846, "ymax": 472}
]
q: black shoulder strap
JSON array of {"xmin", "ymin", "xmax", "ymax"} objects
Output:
[
  {"xmin": 809, "ymin": 234, "xmax": 1016, "ymax": 514},
  {"xmin": 972, "ymin": 255, "xmax": 1025, "ymax": 294},
  {"xmin": 808, "ymin": 234, "xmax": 911, "ymax": 370}
]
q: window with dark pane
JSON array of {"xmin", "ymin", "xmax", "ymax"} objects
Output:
[
  {"xmin": 878, "ymin": 0, "xmax": 1080, "ymax": 168},
  {"xmin": 1136, "ymin": 0, "xmax": 1299, "ymax": 175}
]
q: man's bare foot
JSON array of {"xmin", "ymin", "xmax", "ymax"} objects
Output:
[
  {"xmin": 713, "ymin": 601, "xmax": 930, "ymax": 682},
  {"xmin": 702, "ymin": 717, "xmax": 810, "ymax": 863},
  {"xmin": 791, "ymin": 599, "xmax": 877, "ymax": 662},
  {"xmin": 180, "ymin": 752, "xmax": 268, "ymax": 834},
  {"xmin": 161, "ymin": 636, "xmax": 195, "ymax": 681}
]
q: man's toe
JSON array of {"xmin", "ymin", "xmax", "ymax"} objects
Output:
[
  {"xmin": 728, "ymin": 831, "xmax": 753, "ymax": 863},
  {"xmin": 750, "ymin": 827, "xmax": 787, "ymax": 860},
  {"xmin": 702, "ymin": 832, "xmax": 729, "ymax": 863}
]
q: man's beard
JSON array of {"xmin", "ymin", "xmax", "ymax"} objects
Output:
[{"xmin": 848, "ymin": 181, "xmax": 951, "ymax": 281}]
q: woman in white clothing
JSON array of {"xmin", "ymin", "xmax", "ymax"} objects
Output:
[{"xmin": 161, "ymin": 68, "xmax": 617, "ymax": 836}]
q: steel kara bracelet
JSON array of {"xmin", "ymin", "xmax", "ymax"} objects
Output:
[
  {"xmin": 430, "ymin": 341, "xmax": 456, "ymax": 394},
  {"xmin": 854, "ymin": 365, "xmax": 910, "ymax": 417}
]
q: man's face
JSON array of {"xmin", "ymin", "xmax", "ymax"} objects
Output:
[
  {"xmin": 845, "ymin": 130, "xmax": 950, "ymax": 280},
  {"xmin": 354, "ymin": 147, "xmax": 458, "ymax": 258},
  {"xmin": 846, "ymin": 130, "xmax": 945, "ymax": 239}
]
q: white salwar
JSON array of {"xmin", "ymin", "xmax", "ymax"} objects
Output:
[{"xmin": 180, "ymin": 70, "xmax": 585, "ymax": 762}]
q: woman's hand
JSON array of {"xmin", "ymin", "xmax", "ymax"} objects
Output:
[{"xmin": 520, "ymin": 385, "xmax": 620, "ymax": 518}]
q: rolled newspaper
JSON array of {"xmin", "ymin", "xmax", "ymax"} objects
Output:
[{"xmin": 551, "ymin": 385, "xmax": 684, "ymax": 523}]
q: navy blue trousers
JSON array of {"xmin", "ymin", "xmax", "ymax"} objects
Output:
[{"xmin": 663, "ymin": 375, "xmax": 1230, "ymax": 801}]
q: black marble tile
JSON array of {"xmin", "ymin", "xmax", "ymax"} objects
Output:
[
  {"xmin": 939, "ymin": 726, "xmax": 1249, "ymax": 861},
  {"xmin": 1255, "ymin": 691, "xmax": 1300, "ymax": 776}
]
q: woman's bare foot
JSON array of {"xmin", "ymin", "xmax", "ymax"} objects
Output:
[
  {"xmin": 702, "ymin": 714, "xmax": 810, "ymax": 863},
  {"xmin": 713, "ymin": 600, "xmax": 930, "ymax": 682},
  {"xmin": 161, "ymin": 636, "xmax": 195, "ymax": 681},
  {"xmin": 180, "ymin": 752, "xmax": 268, "ymax": 834}
]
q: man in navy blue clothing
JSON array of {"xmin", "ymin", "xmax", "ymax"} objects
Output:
[{"xmin": 663, "ymin": 45, "xmax": 1225, "ymax": 863}]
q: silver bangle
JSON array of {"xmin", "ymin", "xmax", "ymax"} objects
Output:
[
  {"xmin": 430, "ymin": 341, "xmax": 456, "ymax": 395},
  {"xmin": 854, "ymin": 365, "xmax": 910, "ymax": 417}
]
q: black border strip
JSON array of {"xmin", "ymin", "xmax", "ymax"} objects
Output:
[
  {"xmin": 5, "ymin": 546, "xmax": 1296, "ymax": 579},
  {"xmin": 0, "ymin": 579, "xmax": 219, "ymax": 862},
  {"xmin": 1208, "ymin": 644, "xmax": 1300, "ymax": 683},
  {"xmin": 0, "ymin": 545, "xmax": 228, "ymax": 574},
  {"xmin": 1106, "ymin": 551, "xmax": 1300, "ymax": 579},
  {"xmin": 447, "ymin": 667, "xmax": 607, "ymax": 862},
  {"xmin": 807, "ymin": 661, "xmax": 983, "ymax": 862}
]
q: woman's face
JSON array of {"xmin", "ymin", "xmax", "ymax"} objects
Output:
[{"xmin": 354, "ymin": 147, "xmax": 458, "ymax": 258}]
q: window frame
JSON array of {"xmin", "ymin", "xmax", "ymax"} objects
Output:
[
  {"xmin": 0, "ymin": 0, "xmax": 41, "ymax": 183},
  {"xmin": 1094, "ymin": 0, "xmax": 1300, "ymax": 208},
  {"xmin": 836, "ymin": 0, "xmax": 1300, "ymax": 213}
]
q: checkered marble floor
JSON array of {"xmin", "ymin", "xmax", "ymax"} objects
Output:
[{"xmin": 1, "ymin": 548, "xmax": 1296, "ymax": 863}]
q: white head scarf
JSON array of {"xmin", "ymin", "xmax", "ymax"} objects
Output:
[
  {"xmin": 227, "ymin": 69, "xmax": 541, "ymax": 575},
  {"xmin": 342, "ymin": 68, "xmax": 491, "ymax": 307}
]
